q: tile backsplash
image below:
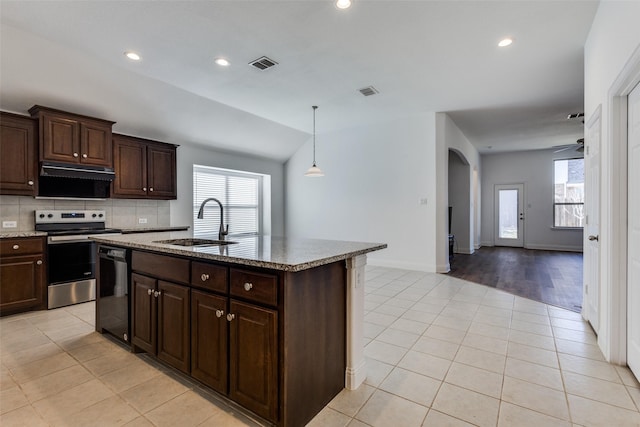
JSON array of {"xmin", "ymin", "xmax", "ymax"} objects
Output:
[{"xmin": 0, "ymin": 196, "xmax": 171, "ymax": 231}]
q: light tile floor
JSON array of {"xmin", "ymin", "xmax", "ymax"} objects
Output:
[{"xmin": 1, "ymin": 267, "xmax": 639, "ymax": 426}]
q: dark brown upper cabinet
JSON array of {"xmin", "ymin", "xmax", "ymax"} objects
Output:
[
  {"xmin": 0, "ymin": 112, "xmax": 37, "ymax": 196},
  {"xmin": 29, "ymin": 105, "xmax": 115, "ymax": 168},
  {"xmin": 112, "ymin": 133, "xmax": 177, "ymax": 200}
]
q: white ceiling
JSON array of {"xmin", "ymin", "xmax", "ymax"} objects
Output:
[{"xmin": 0, "ymin": 0, "xmax": 598, "ymax": 160}]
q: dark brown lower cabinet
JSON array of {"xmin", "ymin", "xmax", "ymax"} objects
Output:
[
  {"xmin": 131, "ymin": 273, "xmax": 190, "ymax": 374},
  {"xmin": 0, "ymin": 237, "xmax": 46, "ymax": 316},
  {"xmin": 191, "ymin": 290, "xmax": 228, "ymax": 393},
  {"xmin": 229, "ymin": 299, "xmax": 278, "ymax": 422}
]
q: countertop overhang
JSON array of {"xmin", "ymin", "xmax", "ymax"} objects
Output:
[{"xmin": 91, "ymin": 231, "xmax": 387, "ymax": 272}]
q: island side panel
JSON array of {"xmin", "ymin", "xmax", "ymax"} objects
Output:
[{"xmin": 281, "ymin": 261, "xmax": 346, "ymax": 427}]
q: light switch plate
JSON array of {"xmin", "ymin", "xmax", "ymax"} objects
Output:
[
  {"xmin": 2, "ymin": 221, "xmax": 17, "ymax": 228},
  {"xmin": 138, "ymin": 218, "xmax": 148, "ymax": 224}
]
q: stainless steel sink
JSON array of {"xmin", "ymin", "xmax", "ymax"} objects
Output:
[{"xmin": 153, "ymin": 238, "xmax": 237, "ymax": 246}]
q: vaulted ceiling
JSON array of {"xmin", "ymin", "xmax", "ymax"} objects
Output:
[{"xmin": 0, "ymin": 0, "xmax": 598, "ymax": 160}]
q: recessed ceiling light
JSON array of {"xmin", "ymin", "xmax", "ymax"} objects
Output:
[
  {"xmin": 124, "ymin": 51, "xmax": 141, "ymax": 61},
  {"xmin": 336, "ymin": 0, "xmax": 352, "ymax": 9},
  {"xmin": 498, "ymin": 38, "xmax": 513, "ymax": 47},
  {"xmin": 214, "ymin": 57, "xmax": 230, "ymax": 67}
]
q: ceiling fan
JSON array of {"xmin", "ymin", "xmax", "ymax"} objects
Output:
[{"xmin": 553, "ymin": 112, "xmax": 585, "ymax": 153}]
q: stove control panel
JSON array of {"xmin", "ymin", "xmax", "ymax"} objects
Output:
[{"xmin": 35, "ymin": 210, "xmax": 106, "ymax": 224}]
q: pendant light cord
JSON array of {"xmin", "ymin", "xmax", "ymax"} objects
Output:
[{"xmin": 312, "ymin": 106, "xmax": 318, "ymax": 166}]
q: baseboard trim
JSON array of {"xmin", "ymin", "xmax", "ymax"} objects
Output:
[
  {"xmin": 367, "ymin": 258, "xmax": 433, "ymax": 272},
  {"xmin": 524, "ymin": 243, "xmax": 584, "ymax": 253}
]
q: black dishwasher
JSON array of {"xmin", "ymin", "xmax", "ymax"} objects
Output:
[{"xmin": 97, "ymin": 245, "xmax": 131, "ymax": 345}]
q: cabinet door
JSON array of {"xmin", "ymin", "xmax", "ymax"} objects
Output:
[
  {"xmin": 131, "ymin": 273, "xmax": 156, "ymax": 354},
  {"xmin": 80, "ymin": 121, "xmax": 112, "ymax": 167},
  {"xmin": 0, "ymin": 113, "xmax": 37, "ymax": 195},
  {"xmin": 229, "ymin": 300, "xmax": 278, "ymax": 421},
  {"xmin": 41, "ymin": 113, "xmax": 80, "ymax": 163},
  {"xmin": 157, "ymin": 280, "xmax": 190, "ymax": 374},
  {"xmin": 112, "ymin": 136, "xmax": 147, "ymax": 198},
  {"xmin": 0, "ymin": 254, "xmax": 45, "ymax": 315},
  {"xmin": 191, "ymin": 290, "xmax": 228, "ymax": 393},
  {"xmin": 147, "ymin": 145, "xmax": 177, "ymax": 199}
]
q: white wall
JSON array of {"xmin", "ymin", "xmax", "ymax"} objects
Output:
[
  {"xmin": 285, "ymin": 114, "xmax": 438, "ymax": 271},
  {"xmin": 480, "ymin": 149, "xmax": 583, "ymax": 252},
  {"xmin": 171, "ymin": 143, "xmax": 285, "ymax": 236},
  {"xmin": 584, "ymin": 1, "xmax": 640, "ymax": 362},
  {"xmin": 448, "ymin": 152, "xmax": 472, "ymax": 253}
]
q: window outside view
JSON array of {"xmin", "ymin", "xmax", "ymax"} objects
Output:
[
  {"xmin": 554, "ymin": 158, "xmax": 585, "ymax": 228},
  {"xmin": 498, "ymin": 189, "xmax": 519, "ymax": 239}
]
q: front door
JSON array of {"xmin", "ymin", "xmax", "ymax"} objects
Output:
[
  {"xmin": 494, "ymin": 184, "xmax": 524, "ymax": 247},
  {"xmin": 584, "ymin": 109, "xmax": 601, "ymax": 333},
  {"xmin": 628, "ymin": 82, "xmax": 640, "ymax": 380}
]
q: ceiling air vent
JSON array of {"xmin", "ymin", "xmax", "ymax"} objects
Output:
[
  {"xmin": 249, "ymin": 56, "xmax": 278, "ymax": 70},
  {"xmin": 359, "ymin": 86, "xmax": 379, "ymax": 96}
]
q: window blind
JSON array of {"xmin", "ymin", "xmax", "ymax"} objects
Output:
[{"xmin": 193, "ymin": 165, "xmax": 262, "ymax": 236}]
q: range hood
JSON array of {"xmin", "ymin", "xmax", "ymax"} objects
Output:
[
  {"xmin": 38, "ymin": 161, "xmax": 114, "ymax": 199},
  {"xmin": 40, "ymin": 161, "xmax": 115, "ymax": 181}
]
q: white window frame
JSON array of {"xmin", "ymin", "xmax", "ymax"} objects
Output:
[{"xmin": 193, "ymin": 165, "xmax": 264, "ymax": 236}]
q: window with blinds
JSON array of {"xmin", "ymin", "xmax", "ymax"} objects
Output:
[{"xmin": 193, "ymin": 165, "xmax": 263, "ymax": 236}]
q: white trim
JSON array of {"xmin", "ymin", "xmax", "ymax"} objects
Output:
[
  {"xmin": 366, "ymin": 259, "xmax": 434, "ymax": 273},
  {"xmin": 605, "ymin": 43, "xmax": 640, "ymax": 364},
  {"xmin": 524, "ymin": 243, "xmax": 583, "ymax": 253},
  {"xmin": 454, "ymin": 248, "xmax": 475, "ymax": 255}
]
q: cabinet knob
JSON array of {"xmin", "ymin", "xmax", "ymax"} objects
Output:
[
  {"xmin": 201, "ymin": 273, "xmax": 210, "ymax": 281},
  {"xmin": 143, "ymin": 187, "xmax": 147, "ymax": 192},
  {"xmin": 28, "ymin": 180, "xmax": 34, "ymax": 186},
  {"xmin": 244, "ymin": 282, "xmax": 253, "ymax": 291},
  {"xmin": 12, "ymin": 245, "xmax": 19, "ymax": 250},
  {"xmin": 36, "ymin": 260, "xmax": 43, "ymax": 265},
  {"xmin": 154, "ymin": 290, "xmax": 161, "ymax": 298},
  {"xmin": 73, "ymin": 152, "xmax": 79, "ymax": 158},
  {"xmin": 215, "ymin": 309, "xmax": 224, "ymax": 318},
  {"xmin": 226, "ymin": 313, "xmax": 235, "ymax": 322},
  {"xmin": 147, "ymin": 289, "xmax": 153, "ymax": 296},
  {"xmin": 82, "ymin": 153, "xmax": 88, "ymax": 159},
  {"xmin": 150, "ymin": 188, "xmax": 154, "ymax": 192}
]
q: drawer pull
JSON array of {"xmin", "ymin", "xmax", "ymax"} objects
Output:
[
  {"xmin": 28, "ymin": 180, "xmax": 34, "ymax": 186},
  {"xmin": 226, "ymin": 313, "xmax": 235, "ymax": 322},
  {"xmin": 215, "ymin": 310, "xmax": 224, "ymax": 318},
  {"xmin": 201, "ymin": 273, "xmax": 210, "ymax": 281},
  {"xmin": 12, "ymin": 245, "xmax": 19, "ymax": 250},
  {"xmin": 244, "ymin": 282, "xmax": 253, "ymax": 291},
  {"xmin": 147, "ymin": 289, "xmax": 153, "ymax": 296},
  {"xmin": 36, "ymin": 260, "xmax": 43, "ymax": 265}
]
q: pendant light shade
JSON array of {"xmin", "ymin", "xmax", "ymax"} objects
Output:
[{"xmin": 305, "ymin": 105, "xmax": 324, "ymax": 177}]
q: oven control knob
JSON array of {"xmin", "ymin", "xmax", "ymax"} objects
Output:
[
  {"xmin": 47, "ymin": 214, "xmax": 53, "ymax": 218},
  {"xmin": 99, "ymin": 214, "xmax": 104, "ymax": 218},
  {"xmin": 92, "ymin": 214, "xmax": 97, "ymax": 218},
  {"xmin": 39, "ymin": 214, "xmax": 45, "ymax": 218}
]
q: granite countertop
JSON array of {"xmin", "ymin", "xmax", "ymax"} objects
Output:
[
  {"xmin": 0, "ymin": 231, "xmax": 48, "ymax": 239},
  {"xmin": 91, "ymin": 231, "xmax": 387, "ymax": 272}
]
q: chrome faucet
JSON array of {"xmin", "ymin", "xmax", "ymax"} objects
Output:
[{"xmin": 197, "ymin": 197, "xmax": 229, "ymax": 240}]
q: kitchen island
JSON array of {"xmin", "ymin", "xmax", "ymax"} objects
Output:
[{"xmin": 92, "ymin": 232, "xmax": 386, "ymax": 427}]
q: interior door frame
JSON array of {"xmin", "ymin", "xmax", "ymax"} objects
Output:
[
  {"xmin": 605, "ymin": 45, "xmax": 640, "ymax": 365},
  {"xmin": 494, "ymin": 183, "xmax": 524, "ymax": 247}
]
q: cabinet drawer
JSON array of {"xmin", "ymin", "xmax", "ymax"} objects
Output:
[
  {"xmin": 191, "ymin": 262, "xmax": 227, "ymax": 293},
  {"xmin": 0, "ymin": 237, "xmax": 44, "ymax": 256},
  {"xmin": 230, "ymin": 269, "xmax": 277, "ymax": 307},
  {"xmin": 132, "ymin": 251, "xmax": 189, "ymax": 284}
]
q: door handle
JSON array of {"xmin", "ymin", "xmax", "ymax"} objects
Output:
[{"xmin": 588, "ymin": 235, "xmax": 599, "ymax": 241}]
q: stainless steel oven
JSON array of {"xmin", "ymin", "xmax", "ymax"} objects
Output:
[{"xmin": 35, "ymin": 210, "xmax": 121, "ymax": 309}]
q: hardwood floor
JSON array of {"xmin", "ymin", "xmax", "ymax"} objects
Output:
[{"xmin": 447, "ymin": 247, "xmax": 583, "ymax": 312}]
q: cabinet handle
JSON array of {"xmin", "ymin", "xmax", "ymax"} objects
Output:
[
  {"xmin": 215, "ymin": 310, "xmax": 224, "ymax": 318},
  {"xmin": 147, "ymin": 289, "xmax": 153, "ymax": 296},
  {"xmin": 154, "ymin": 290, "xmax": 161, "ymax": 298},
  {"xmin": 82, "ymin": 154, "xmax": 88, "ymax": 158},
  {"xmin": 226, "ymin": 313, "xmax": 235, "ymax": 322},
  {"xmin": 73, "ymin": 152, "xmax": 79, "ymax": 158},
  {"xmin": 244, "ymin": 282, "xmax": 253, "ymax": 291},
  {"xmin": 150, "ymin": 188, "xmax": 154, "ymax": 192},
  {"xmin": 36, "ymin": 260, "xmax": 43, "ymax": 265},
  {"xmin": 28, "ymin": 180, "xmax": 34, "ymax": 186},
  {"xmin": 143, "ymin": 187, "xmax": 147, "ymax": 191},
  {"xmin": 12, "ymin": 245, "xmax": 19, "ymax": 250},
  {"xmin": 201, "ymin": 273, "xmax": 210, "ymax": 281}
]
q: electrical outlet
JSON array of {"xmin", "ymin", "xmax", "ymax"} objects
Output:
[
  {"xmin": 138, "ymin": 218, "xmax": 148, "ymax": 224},
  {"xmin": 2, "ymin": 221, "xmax": 17, "ymax": 228},
  {"xmin": 419, "ymin": 198, "xmax": 428, "ymax": 205}
]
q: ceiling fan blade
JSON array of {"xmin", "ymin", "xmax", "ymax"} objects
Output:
[{"xmin": 554, "ymin": 146, "xmax": 573, "ymax": 153}]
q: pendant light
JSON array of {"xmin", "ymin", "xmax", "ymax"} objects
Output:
[{"xmin": 304, "ymin": 105, "xmax": 325, "ymax": 177}]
